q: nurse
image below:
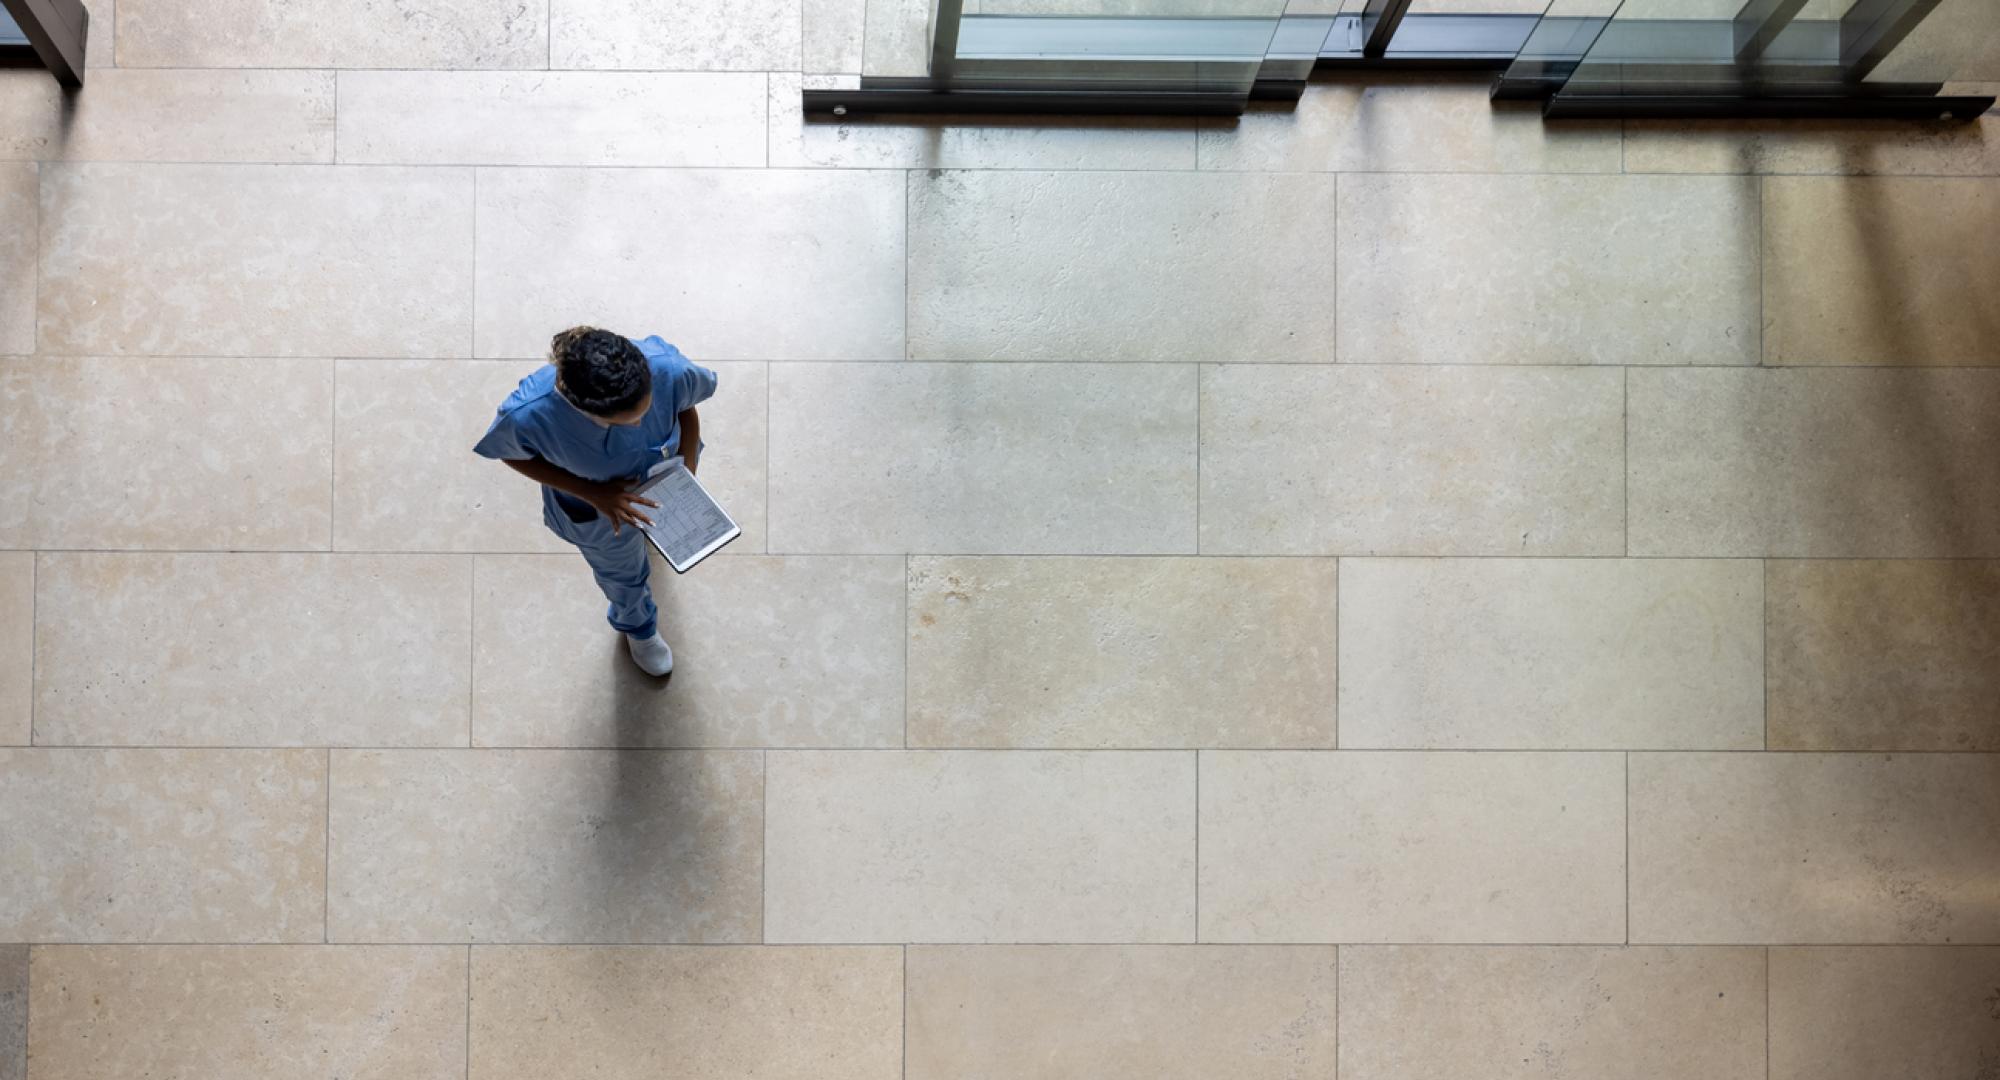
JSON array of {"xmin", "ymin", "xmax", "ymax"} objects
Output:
[{"xmin": 473, "ymin": 326, "xmax": 719, "ymax": 677}]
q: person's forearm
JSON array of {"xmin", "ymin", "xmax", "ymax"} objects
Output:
[
  {"xmin": 678, "ymin": 407, "xmax": 701, "ymax": 471},
  {"xmin": 504, "ymin": 456, "xmax": 602, "ymax": 499}
]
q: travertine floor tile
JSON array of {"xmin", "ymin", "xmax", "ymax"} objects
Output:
[
  {"xmin": 803, "ymin": 0, "xmax": 865, "ymax": 72},
  {"xmin": 1625, "ymin": 116, "xmax": 2000, "ymax": 176},
  {"xmin": 475, "ymin": 168, "xmax": 903, "ymax": 361},
  {"xmin": 1631, "ymin": 753, "xmax": 2000, "ymax": 943},
  {"xmin": 1199, "ymin": 752, "xmax": 1626, "ymax": 943},
  {"xmin": 471, "ymin": 946, "xmax": 902, "ymax": 1080},
  {"xmin": 1338, "ymin": 174, "xmax": 1759, "ymax": 365},
  {"xmin": 0, "ymin": 946, "xmax": 20, "ymax": 1080},
  {"xmin": 771, "ymin": 74, "xmax": 1198, "ymax": 169},
  {"xmin": 117, "ymin": 0, "xmax": 547, "ymax": 68},
  {"xmin": 337, "ymin": 72, "xmax": 766, "ymax": 167},
  {"xmin": 1770, "ymin": 946, "xmax": 2000, "ymax": 1080},
  {"xmin": 34, "ymin": 553, "xmax": 470, "ymax": 747},
  {"xmin": 329, "ymin": 749, "xmax": 762, "ymax": 942},
  {"xmin": 84, "ymin": 0, "xmax": 111, "ymax": 67},
  {"xmin": 0, "ymin": 164, "xmax": 30, "ymax": 356},
  {"xmin": 1199, "ymin": 77, "xmax": 1621, "ymax": 174},
  {"xmin": 1340, "ymin": 946, "xmax": 1765, "ymax": 1080},
  {"xmin": 0, "ymin": 748, "xmax": 326, "ymax": 941},
  {"xmin": 39, "ymin": 163, "xmax": 474, "ymax": 357},
  {"xmin": 1200, "ymin": 365, "xmax": 1624, "ymax": 555},
  {"xmin": 1765, "ymin": 177, "xmax": 2000, "ymax": 365},
  {"xmin": 765, "ymin": 750, "xmax": 1196, "ymax": 942},
  {"xmin": 28, "ymin": 945, "xmax": 465, "ymax": 1080},
  {"xmin": 769, "ymin": 363, "xmax": 1197, "ymax": 554},
  {"xmin": 0, "ymin": 554, "xmax": 28, "ymax": 745},
  {"xmin": 550, "ymin": 0, "xmax": 801, "ymax": 70},
  {"xmin": 907, "ymin": 945, "xmax": 1337, "ymax": 1079},
  {"xmin": 334, "ymin": 359, "xmax": 766, "ymax": 555},
  {"xmin": 473, "ymin": 555, "xmax": 903, "ymax": 748},
  {"xmin": 1769, "ymin": 560, "xmax": 2000, "ymax": 751},
  {"xmin": 1340, "ymin": 559, "xmax": 1763, "ymax": 749},
  {"xmin": 0, "ymin": 357, "xmax": 331, "ymax": 550},
  {"xmin": 906, "ymin": 171, "xmax": 1337, "ymax": 362},
  {"xmin": 0, "ymin": 69, "xmax": 333, "ymax": 163},
  {"xmin": 1628, "ymin": 368, "xmax": 2000, "ymax": 557},
  {"xmin": 907, "ymin": 556, "xmax": 1336, "ymax": 748}
]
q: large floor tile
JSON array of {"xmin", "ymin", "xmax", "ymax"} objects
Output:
[
  {"xmin": 0, "ymin": 69, "xmax": 333, "ymax": 163},
  {"xmin": 475, "ymin": 168, "xmax": 901, "ymax": 361},
  {"xmin": 1769, "ymin": 560, "xmax": 2000, "ymax": 751},
  {"xmin": 117, "ymin": 0, "xmax": 547, "ymax": 68},
  {"xmin": 0, "ymin": 356, "xmax": 331, "ymax": 550},
  {"xmin": 1628, "ymin": 368, "xmax": 2000, "ymax": 557},
  {"xmin": 804, "ymin": 0, "xmax": 864, "ymax": 71},
  {"xmin": 1770, "ymin": 946, "xmax": 2000, "ymax": 1080},
  {"xmin": 769, "ymin": 363, "xmax": 1198, "ymax": 554},
  {"xmin": 0, "ymin": 947, "xmax": 19, "ymax": 1080},
  {"xmin": 333, "ymin": 359, "xmax": 766, "ymax": 555},
  {"xmin": 1630, "ymin": 753, "xmax": 2000, "ymax": 943},
  {"xmin": 1199, "ymin": 752, "xmax": 1625, "ymax": 943},
  {"xmin": 473, "ymin": 555, "xmax": 903, "ymax": 748},
  {"xmin": 906, "ymin": 171, "xmax": 1337, "ymax": 362},
  {"xmin": 771, "ymin": 74, "xmax": 1198, "ymax": 170},
  {"xmin": 907, "ymin": 556, "xmax": 1336, "ymax": 748},
  {"xmin": 765, "ymin": 750, "xmax": 1196, "ymax": 942},
  {"xmin": 34, "ymin": 553, "xmax": 470, "ymax": 747},
  {"xmin": 550, "ymin": 0, "xmax": 800, "ymax": 69},
  {"xmin": 0, "ymin": 164, "xmax": 30, "ymax": 356},
  {"xmin": 84, "ymin": 0, "xmax": 112, "ymax": 67},
  {"xmin": 337, "ymin": 72, "xmax": 766, "ymax": 167},
  {"xmin": 907, "ymin": 945, "xmax": 1335, "ymax": 1079},
  {"xmin": 1340, "ymin": 946, "xmax": 1765, "ymax": 1080},
  {"xmin": 29, "ymin": 945, "xmax": 464, "ymax": 1080},
  {"xmin": 329, "ymin": 749, "xmax": 762, "ymax": 942},
  {"xmin": 1625, "ymin": 116, "xmax": 2000, "ymax": 176},
  {"xmin": 1338, "ymin": 174, "xmax": 1759, "ymax": 365},
  {"xmin": 39, "ymin": 163, "xmax": 473, "ymax": 358},
  {"xmin": 1199, "ymin": 77, "xmax": 1620, "ymax": 174},
  {"xmin": 0, "ymin": 554, "xmax": 27, "ymax": 746},
  {"xmin": 1200, "ymin": 365, "xmax": 1624, "ymax": 556},
  {"xmin": 471, "ymin": 946, "xmax": 902, "ymax": 1080},
  {"xmin": 1765, "ymin": 177, "xmax": 2000, "ymax": 365},
  {"xmin": 1340, "ymin": 559, "xmax": 1763, "ymax": 749},
  {"xmin": 0, "ymin": 748, "xmax": 326, "ymax": 941}
]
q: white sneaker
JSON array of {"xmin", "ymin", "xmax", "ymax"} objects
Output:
[{"xmin": 627, "ymin": 632, "xmax": 674, "ymax": 677}]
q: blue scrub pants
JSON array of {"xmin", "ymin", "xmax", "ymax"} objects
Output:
[{"xmin": 546, "ymin": 494, "xmax": 657, "ymax": 640}]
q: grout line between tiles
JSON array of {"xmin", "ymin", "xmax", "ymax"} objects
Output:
[
  {"xmin": 323, "ymin": 747, "xmax": 333, "ymax": 944},
  {"xmin": 11, "ymin": 939, "xmax": 1983, "ymax": 948},
  {"xmin": 8, "ymin": 549, "xmax": 1998, "ymax": 563},
  {"xmin": 28, "ymin": 553, "xmax": 37, "ymax": 746},
  {"xmin": 465, "ymin": 943, "xmax": 473, "ymax": 1080},
  {"xmin": 13, "ymin": 744, "xmax": 2000, "ymax": 754}
]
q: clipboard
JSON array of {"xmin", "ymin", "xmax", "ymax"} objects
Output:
[{"xmin": 630, "ymin": 459, "xmax": 740, "ymax": 573}]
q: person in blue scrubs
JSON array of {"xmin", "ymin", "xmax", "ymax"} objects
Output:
[{"xmin": 474, "ymin": 326, "xmax": 718, "ymax": 677}]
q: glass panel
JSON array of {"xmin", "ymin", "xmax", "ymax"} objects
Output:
[
  {"xmin": 0, "ymin": 8, "xmax": 24, "ymax": 45},
  {"xmin": 945, "ymin": 0, "xmax": 1291, "ymax": 94},
  {"xmin": 1860, "ymin": 0, "xmax": 2000, "ymax": 85},
  {"xmin": 862, "ymin": 0, "xmax": 942, "ymax": 77}
]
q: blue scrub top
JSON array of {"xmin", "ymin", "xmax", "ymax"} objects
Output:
[{"xmin": 473, "ymin": 335, "xmax": 719, "ymax": 523}]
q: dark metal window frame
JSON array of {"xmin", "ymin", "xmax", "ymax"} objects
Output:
[{"xmin": 0, "ymin": 0, "xmax": 89, "ymax": 87}]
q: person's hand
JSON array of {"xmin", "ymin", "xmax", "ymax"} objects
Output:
[
  {"xmin": 683, "ymin": 452, "xmax": 699, "ymax": 477},
  {"xmin": 579, "ymin": 482, "xmax": 658, "ymax": 535}
]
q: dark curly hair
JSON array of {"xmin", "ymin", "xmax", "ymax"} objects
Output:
[{"xmin": 551, "ymin": 326, "xmax": 651, "ymax": 418}]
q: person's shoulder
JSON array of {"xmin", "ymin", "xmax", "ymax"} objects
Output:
[
  {"xmin": 633, "ymin": 335, "xmax": 693, "ymax": 369},
  {"xmin": 494, "ymin": 364, "xmax": 560, "ymax": 419}
]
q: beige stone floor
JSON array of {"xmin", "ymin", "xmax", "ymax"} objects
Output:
[{"xmin": 3, "ymin": 2, "xmax": 2000, "ymax": 1077}]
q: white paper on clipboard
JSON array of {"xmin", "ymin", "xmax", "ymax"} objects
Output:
[{"xmin": 631, "ymin": 459, "xmax": 739, "ymax": 573}]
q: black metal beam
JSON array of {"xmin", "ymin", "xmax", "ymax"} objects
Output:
[
  {"xmin": 1838, "ymin": 0, "xmax": 1945, "ymax": 78},
  {"xmin": 0, "ymin": 0, "xmax": 87, "ymax": 87},
  {"xmin": 1360, "ymin": 0, "xmax": 1417, "ymax": 56},
  {"xmin": 801, "ymin": 86, "xmax": 1246, "ymax": 117},
  {"xmin": 1732, "ymin": 0, "xmax": 1809, "ymax": 62},
  {"xmin": 1546, "ymin": 90, "xmax": 1992, "ymax": 119}
]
